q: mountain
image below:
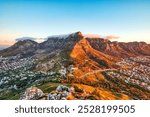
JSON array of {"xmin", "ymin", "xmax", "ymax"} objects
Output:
[
  {"xmin": 0, "ymin": 31, "xmax": 150, "ymax": 100},
  {"xmin": 86, "ymin": 38, "xmax": 150, "ymax": 58},
  {"xmin": 39, "ymin": 32, "xmax": 83, "ymax": 52},
  {"xmin": 0, "ymin": 40, "xmax": 38, "ymax": 57},
  {"xmin": 2, "ymin": 32, "xmax": 149, "ymax": 58}
]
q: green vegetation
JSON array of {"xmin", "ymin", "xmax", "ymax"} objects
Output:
[
  {"xmin": 0, "ymin": 89, "xmax": 21, "ymax": 100},
  {"xmin": 37, "ymin": 82, "xmax": 71, "ymax": 93}
]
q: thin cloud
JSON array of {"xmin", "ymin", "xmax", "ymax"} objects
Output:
[
  {"xmin": 83, "ymin": 34, "xmax": 101, "ymax": 38},
  {"xmin": 15, "ymin": 37, "xmax": 35, "ymax": 41},
  {"xmin": 15, "ymin": 37, "xmax": 46, "ymax": 43},
  {"xmin": 105, "ymin": 35, "xmax": 120, "ymax": 40}
]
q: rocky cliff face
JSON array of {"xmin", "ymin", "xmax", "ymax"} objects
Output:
[{"xmin": 86, "ymin": 38, "xmax": 150, "ymax": 58}]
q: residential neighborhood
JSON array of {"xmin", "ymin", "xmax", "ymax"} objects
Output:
[
  {"xmin": 0, "ymin": 54, "xmax": 71, "ymax": 99},
  {"xmin": 108, "ymin": 56, "xmax": 150, "ymax": 91}
]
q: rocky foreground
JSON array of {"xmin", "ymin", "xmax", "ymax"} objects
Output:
[{"xmin": 20, "ymin": 84, "xmax": 131, "ymax": 100}]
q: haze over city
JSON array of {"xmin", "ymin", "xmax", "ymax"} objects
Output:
[{"xmin": 0, "ymin": 0, "xmax": 150, "ymax": 47}]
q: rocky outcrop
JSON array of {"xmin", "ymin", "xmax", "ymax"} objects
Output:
[
  {"xmin": 20, "ymin": 87, "xmax": 44, "ymax": 100},
  {"xmin": 47, "ymin": 85, "xmax": 74, "ymax": 100}
]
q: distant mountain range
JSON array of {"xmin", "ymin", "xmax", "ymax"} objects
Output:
[{"xmin": 0, "ymin": 31, "xmax": 150, "ymax": 100}]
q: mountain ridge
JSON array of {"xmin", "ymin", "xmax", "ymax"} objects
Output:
[{"xmin": 0, "ymin": 31, "xmax": 149, "ymax": 58}]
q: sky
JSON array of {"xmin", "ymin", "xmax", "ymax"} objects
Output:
[{"xmin": 0, "ymin": 0, "xmax": 150, "ymax": 46}]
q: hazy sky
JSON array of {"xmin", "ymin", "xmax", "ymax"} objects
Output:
[{"xmin": 0, "ymin": 0, "xmax": 150, "ymax": 46}]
